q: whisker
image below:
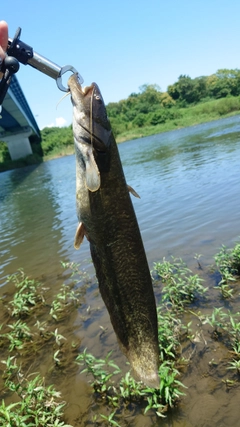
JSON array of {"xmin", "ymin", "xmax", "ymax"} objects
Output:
[{"xmin": 56, "ymin": 91, "xmax": 71, "ymax": 109}]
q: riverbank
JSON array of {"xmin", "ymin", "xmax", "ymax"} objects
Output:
[
  {"xmin": 1, "ymin": 96, "xmax": 240, "ymax": 172},
  {"xmin": 116, "ymin": 96, "xmax": 240, "ymax": 142}
]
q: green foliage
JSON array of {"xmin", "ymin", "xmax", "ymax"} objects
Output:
[
  {"xmin": 76, "ymin": 349, "xmax": 185, "ymax": 419},
  {"xmin": 153, "ymin": 257, "xmax": 208, "ymax": 309},
  {"xmin": 106, "ymin": 69, "xmax": 240, "ymax": 141},
  {"xmin": 0, "ymin": 264, "xmax": 87, "ymax": 426},
  {"xmin": 7, "ymin": 269, "xmax": 44, "ymax": 317},
  {"xmin": 167, "ymin": 69, "xmax": 240, "ymax": 105},
  {"xmin": 150, "ymin": 110, "xmax": 168, "ymax": 125},
  {"xmin": 2, "ymin": 67, "xmax": 240, "ymax": 170},
  {"xmin": 157, "ymin": 306, "xmax": 188, "ymax": 361},
  {"xmin": 167, "ymin": 75, "xmax": 205, "ymax": 104},
  {"xmin": 2, "ymin": 243, "xmax": 240, "ymax": 425},
  {"xmin": 203, "ymin": 308, "xmax": 240, "ymax": 357},
  {"xmin": 50, "ymin": 283, "xmax": 80, "ymax": 321},
  {"xmin": 132, "ymin": 113, "xmax": 148, "ymax": 127},
  {"xmin": 214, "ymin": 242, "xmax": 240, "ymax": 298},
  {"xmin": 0, "ymin": 362, "xmax": 72, "ymax": 427},
  {"xmin": 40, "ymin": 126, "xmax": 74, "ymax": 157},
  {"xmin": 0, "ymin": 141, "xmax": 11, "ymax": 163},
  {"xmin": 0, "ymin": 141, "xmax": 43, "ymax": 172}
]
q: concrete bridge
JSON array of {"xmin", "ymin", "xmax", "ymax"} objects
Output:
[{"xmin": 0, "ymin": 75, "xmax": 41, "ymax": 160}]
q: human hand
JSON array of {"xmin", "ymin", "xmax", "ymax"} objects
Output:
[{"xmin": 0, "ymin": 20, "xmax": 8, "ymax": 74}]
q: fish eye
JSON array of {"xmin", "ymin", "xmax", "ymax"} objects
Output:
[{"xmin": 94, "ymin": 94, "xmax": 102, "ymax": 103}]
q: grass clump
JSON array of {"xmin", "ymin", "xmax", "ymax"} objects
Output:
[
  {"xmin": 0, "ymin": 264, "xmax": 86, "ymax": 427},
  {"xmin": 214, "ymin": 242, "xmax": 240, "ymax": 298},
  {"xmin": 76, "ymin": 350, "xmax": 186, "ymax": 421},
  {"xmin": 0, "ymin": 357, "xmax": 72, "ymax": 427},
  {"xmin": 7, "ymin": 269, "xmax": 45, "ymax": 317},
  {"xmin": 153, "ymin": 257, "xmax": 208, "ymax": 309},
  {"xmin": 1, "ymin": 241, "xmax": 240, "ymax": 425},
  {"xmin": 215, "ymin": 243, "xmax": 240, "ymax": 276}
]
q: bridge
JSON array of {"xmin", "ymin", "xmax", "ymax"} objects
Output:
[{"xmin": 0, "ymin": 74, "xmax": 41, "ymax": 160}]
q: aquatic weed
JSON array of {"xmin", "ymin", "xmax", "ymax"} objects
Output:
[
  {"xmin": 50, "ymin": 283, "xmax": 80, "ymax": 320},
  {"xmin": 76, "ymin": 349, "xmax": 186, "ymax": 418},
  {"xmin": 154, "ymin": 257, "xmax": 207, "ymax": 309},
  {"xmin": 0, "ymin": 361, "xmax": 73, "ymax": 427},
  {"xmin": 157, "ymin": 305, "xmax": 188, "ymax": 361},
  {"xmin": 203, "ymin": 308, "xmax": 240, "ymax": 356},
  {"xmin": 0, "ymin": 267, "xmax": 86, "ymax": 426},
  {"xmin": 3, "ymin": 243, "xmax": 240, "ymax": 425},
  {"xmin": 215, "ymin": 243, "xmax": 240, "ymax": 276},
  {"xmin": 214, "ymin": 242, "xmax": 240, "ymax": 298},
  {"xmin": 6, "ymin": 269, "xmax": 45, "ymax": 317},
  {"xmin": 6, "ymin": 319, "xmax": 32, "ymax": 351},
  {"xmin": 227, "ymin": 359, "xmax": 240, "ymax": 374}
]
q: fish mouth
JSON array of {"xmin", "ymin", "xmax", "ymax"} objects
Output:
[{"xmin": 68, "ymin": 73, "xmax": 94, "ymax": 98}]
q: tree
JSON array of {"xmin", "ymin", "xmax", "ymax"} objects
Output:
[
  {"xmin": 133, "ymin": 113, "xmax": 147, "ymax": 127},
  {"xmin": 159, "ymin": 92, "xmax": 176, "ymax": 108},
  {"xmin": 206, "ymin": 69, "xmax": 240, "ymax": 99}
]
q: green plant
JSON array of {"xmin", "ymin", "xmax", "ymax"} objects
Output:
[
  {"xmin": 50, "ymin": 284, "xmax": 80, "ymax": 320},
  {"xmin": 202, "ymin": 307, "xmax": 227, "ymax": 338},
  {"xmin": 99, "ymin": 411, "xmax": 121, "ymax": 426},
  {"xmin": 194, "ymin": 253, "xmax": 203, "ymax": 269},
  {"xmin": 76, "ymin": 349, "xmax": 186, "ymax": 418},
  {"xmin": 227, "ymin": 359, "xmax": 240, "ymax": 374},
  {"xmin": 213, "ymin": 242, "xmax": 240, "ymax": 298},
  {"xmin": 214, "ymin": 242, "xmax": 240, "ymax": 278},
  {"xmin": 157, "ymin": 306, "xmax": 187, "ymax": 361},
  {"xmin": 3, "ymin": 243, "xmax": 240, "ymax": 425},
  {"xmin": 0, "ymin": 363, "xmax": 73, "ymax": 427},
  {"xmin": 6, "ymin": 269, "xmax": 45, "ymax": 317},
  {"xmin": 154, "ymin": 258, "xmax": 207, "ymax": 309},
  {"xmin": 0, "ymin": 268, "xmax": 85, "ymax": 426},
  {"xmin": 76, "ymin": 349, "xmax": 121, "ymax": 395},
  {"xmin": 4, "ymin": 320, "xmax": 32, "ymax": 351}
]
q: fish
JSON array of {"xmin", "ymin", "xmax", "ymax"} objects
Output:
[{"xmin": 68, "ymin": 73, "xmax": 160, "ymax": 388}]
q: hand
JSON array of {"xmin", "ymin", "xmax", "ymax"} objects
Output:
[{"xmin": 0, "ymin": 20, "xmax": 8, "ymax": 75}]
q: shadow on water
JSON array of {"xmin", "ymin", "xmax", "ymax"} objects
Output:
[{"xmin": 0, "ymin": 163, "xmax": 41, "ymax": 202}]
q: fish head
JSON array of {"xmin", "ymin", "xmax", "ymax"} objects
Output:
[
  {"xmin": 68, "ymin": 74, "xmax": 112, "ymax": 154},
  {"xmin": 68, "ymin": 74, "xmax": 112, "ymax": 191}
]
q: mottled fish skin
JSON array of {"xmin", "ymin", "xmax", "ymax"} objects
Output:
[{"xmin": 68, "ymin": 74, "xmax": 160, "ymax": 388}]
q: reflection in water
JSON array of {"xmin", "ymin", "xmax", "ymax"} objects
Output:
[{"xmin": 0, "ymin": 157, "xmax": 77, "ymax": 285}]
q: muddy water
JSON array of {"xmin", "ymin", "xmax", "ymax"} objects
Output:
[{"xmin": 1, "ymin": 115, "xmax": 240, "ymax": 426}]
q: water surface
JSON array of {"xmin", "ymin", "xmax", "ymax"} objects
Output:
[{"xmin": 1, "ymin": 115, "xmax": 240, "ymax": 426}]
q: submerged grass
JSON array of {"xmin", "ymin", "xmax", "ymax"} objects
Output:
[{"xmin": 1, "ymin": 241, "xmax": 240, "ymax": 425}]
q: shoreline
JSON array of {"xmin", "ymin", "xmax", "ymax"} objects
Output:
[{"xmin": 1, "ymin": 107, "xmax": 240, "ymax": 172}]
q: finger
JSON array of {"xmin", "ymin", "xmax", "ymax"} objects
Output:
[{"xmin": 0, "ymin": 20, "xmax": 8, "ymax": 52}]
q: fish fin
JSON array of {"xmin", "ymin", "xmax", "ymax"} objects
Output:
[
  {"xmin": 85, "ymin": 148, "xmax": 101, "ymax": 192},
  {"xmin": 127, "ymin": 184, "xmax": 141, "ymax": 199},
  {"xmin": 74, "ymin": 222, "xmax": 85, "ymax": 249}
]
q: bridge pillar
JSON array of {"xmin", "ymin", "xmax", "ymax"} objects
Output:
[{"xmin": 1, "ymin": 128, "xmax": 33, "ymax": 160}]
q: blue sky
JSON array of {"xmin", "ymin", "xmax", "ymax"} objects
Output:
[{"xmin": 1, "ymin": 0, "xmax": 240, "ymax": 129}]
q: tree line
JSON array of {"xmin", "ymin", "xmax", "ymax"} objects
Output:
[
  {"xmin": 106, "ymin": 69, "xmax": 240, "ymax": 136},
  {"xmin": 2, "ymin": 68, "xmax": 240, "ymax": 170},
  {"xmin": 41, "ymin": 68, "xmax": 240, "ymax": 149}
]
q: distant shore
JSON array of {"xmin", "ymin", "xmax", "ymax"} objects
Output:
[{"xmin": 1, "ymin": 97, "xmax": 240, "ymax": 172}]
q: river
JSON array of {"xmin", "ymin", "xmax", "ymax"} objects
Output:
[{"xmin": 1, "ymin": 115, "xmax": 240, "ymax": 426}]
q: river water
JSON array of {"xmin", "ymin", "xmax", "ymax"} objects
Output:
[{"xmin": 1, "ymin": 115, "xmax": 240, "ymax": 426}]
